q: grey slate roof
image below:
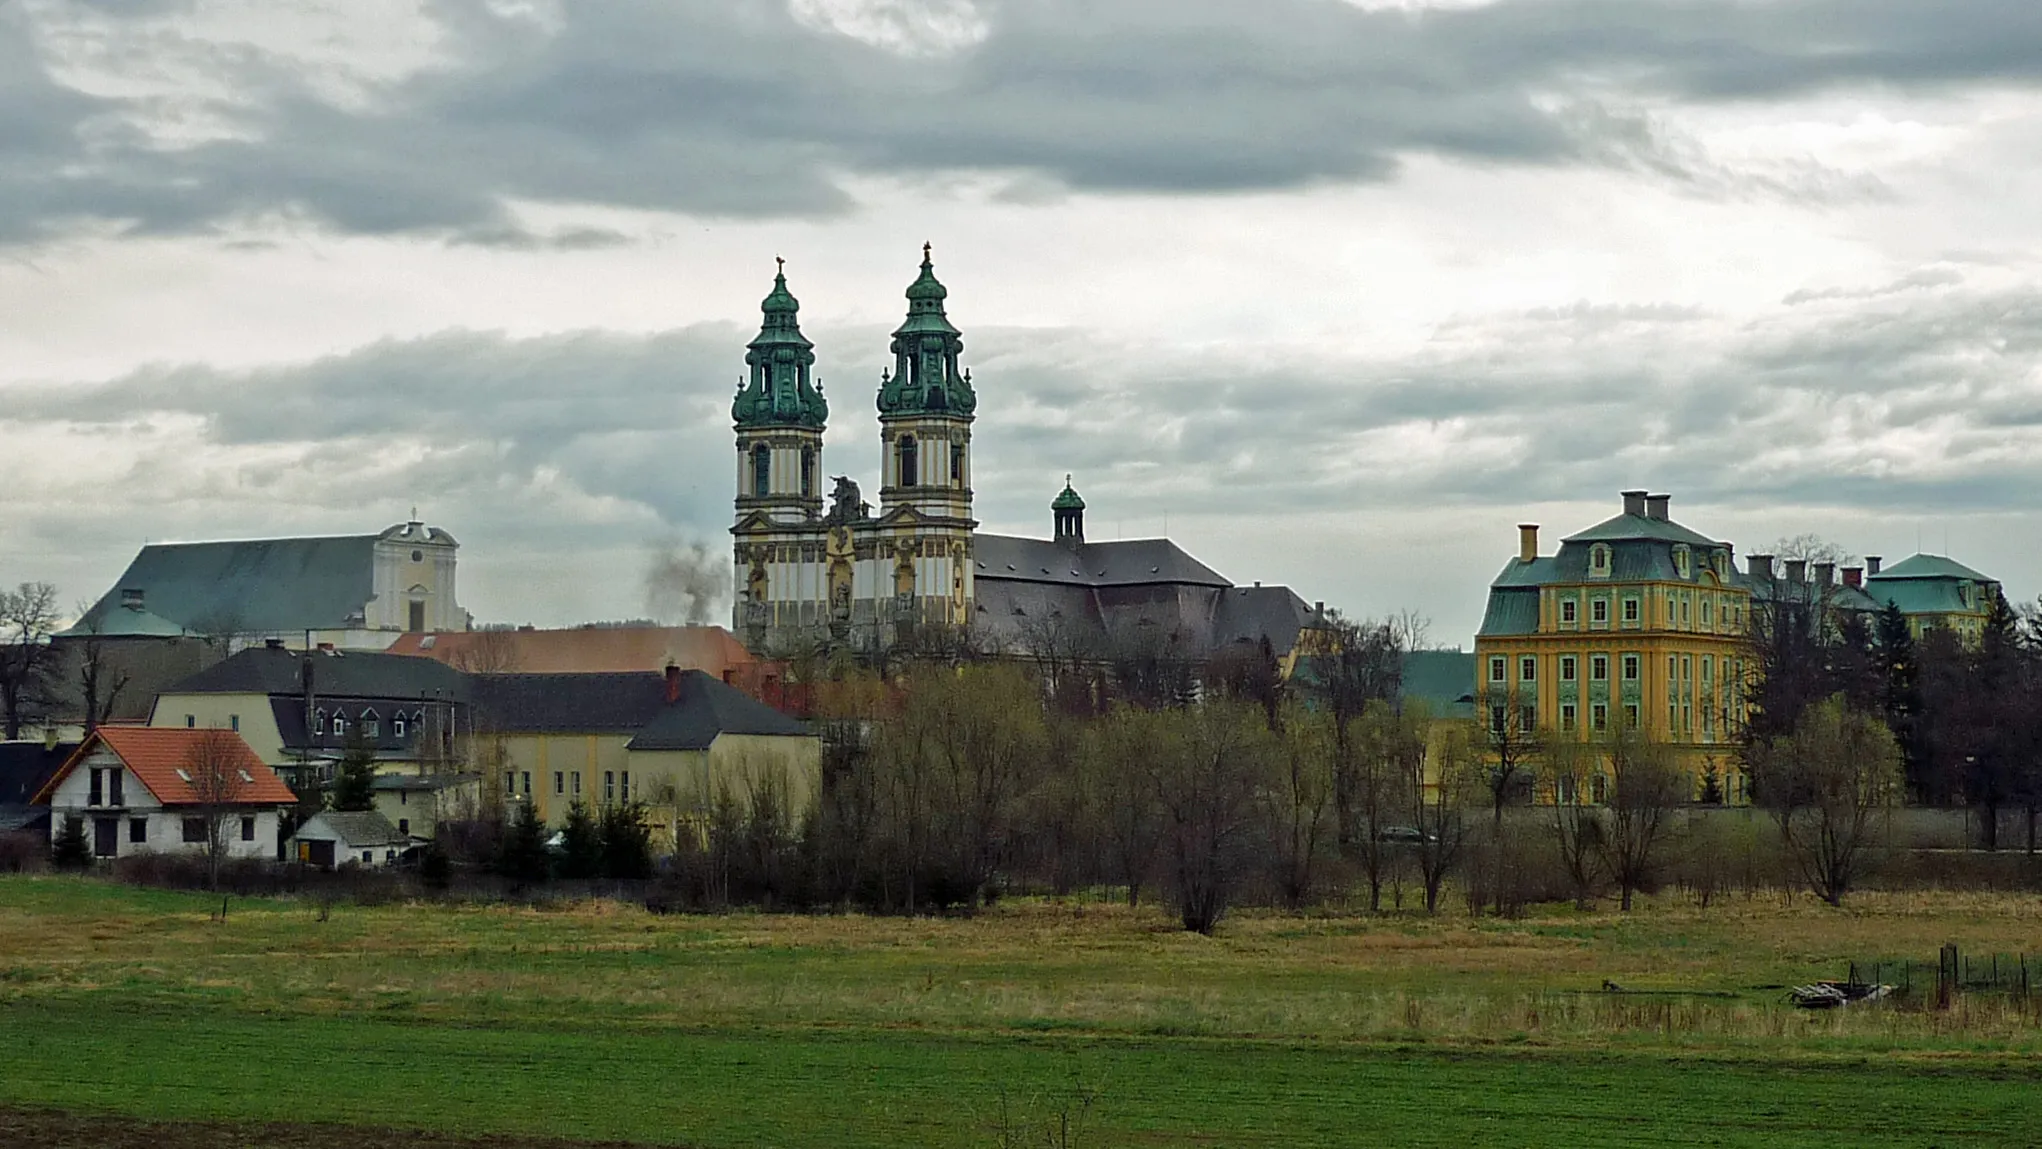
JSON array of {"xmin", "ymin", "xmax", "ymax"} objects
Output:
[
  {"xmin": 1211, "ymin": 585, "xmax": 1318, "ymax": 658},
  {"xmin": 627, "ymin": 670, "xmax": 810, "ymax": 751},
  {"xmin": 1562, "ymin": 511, "xmax": 1723, "ymax": 548},
  {"xmin": 468, "ymin": 673, "xmax": 670, "ymax": 734},
  {"xmin": 165, "ymin": 646, "xmax": 468, "ymax": 700},
  {"xmin": 974, "ymin": 534, "xmax": 1230, "ymax": 589},
  {"xmin": 67, "ymin": 535, "xmax": 383, "ymax": 638},
  {"xmin": 0, "ymin": 806, "xmax": 50, "ymax": 836},
  {"xmin": 293, "ymin": 810, "xmax": 408, "ymax": 848}
]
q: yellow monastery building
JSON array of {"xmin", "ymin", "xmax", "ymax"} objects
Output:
[{"xmin": 1475, "ymin": 491, "xmax": 1751, "ymax": 802}]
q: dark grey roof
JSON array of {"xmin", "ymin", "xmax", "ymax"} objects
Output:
[
  {"xmin": 293, "ymin": 810, "xmax": 408, "ymax": 847},
  {"xmin": 1562, "ymin": 511, "xmax": 1724, "ymax": 548},
  {"xmin": 1211, "ymin": 585, "xmax": 1317, "ymax": 658},
  {"xmin": 974, "ymin": 534, "xmax": 1230, "ymax": 589},
  {"xmin": 67, "ymin": 535, "xmax": 383, "ymax": 638},
  {"xmin": 627, "ymin": 670, "xmax": 810, "ymax": 751},
  {"xmin": 0, "ymin": 741, "xmax": 76, "ymax": 805},
  {"xmin": 468, "ymin": 673, "xmax": 670, "ymax": 734},
  {"xmin": 268, "ymin": 697, "xmax": 448, "ymax": 758},
  {"xmin": 0, "ymin": 806, "xmax": 50, "ymax": 836},
  {"xmin": 164, "ymin": 646, "xmax": 468, "ymax": 700}
]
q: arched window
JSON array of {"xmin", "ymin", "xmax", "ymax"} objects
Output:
[
  {"xmin": 950, "ymin": 443, "xmax": 965, "ymax": 485},
  {"xmin": 1589, "ymin": 544, "xmax": 1611, "ymax": 577},
  {"xmin": 899, "ymin": 435, "xmax": 919, "ymax": 488},
  {"xmin": 751, "ymin": 444, "xmax": 771, "ymax": 498},
  {"xmin": 801, "ymin": 447, "xmax": 815, "ymax": 497}
]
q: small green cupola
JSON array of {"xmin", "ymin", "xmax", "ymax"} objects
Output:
[
  {"xmin": 877, "ymin": 243, "xmax": 977, "ymax": 419},
  {"xmin": 1052, "ymin": 475, "xmax": 1085, "ymax": 548},
  {"xmin": 733, "ymin": 258, "xmax": 828, "ymax": 430}
]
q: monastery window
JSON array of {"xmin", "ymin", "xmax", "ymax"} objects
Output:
[
  {"xmin": 1668, "ymin": 655, "xmax": 1677, "ymax": 681},
  {"xmin": 899, "ymin": 435, "xmax": 919, "ymax": 488},
  {"xmin": 1591, "ymin": 703, "xmax": 1608, "ymax": 733},
  {"xmin": 1702, "ymin": 599, "xmax": 1713, "ymax": 627},
  {"xmin": 1680, "ymin": 599, "xmax": 1690, "ymax": 625},
  {"xmin": 1556, "ymin": 773, "xmax": 1576, "ymax": 805},
  {"xmin": 1488, "ymin": 656, "xmax": 1506, "ymax": 684},
  {"xmin": 1591, "ymin": 599, "xmax": 1609, "ymax": 624},
  {"xmin": 1590, "ymin": 775, "xmax": 1609, "ymax": 805},
  {"xmin": 1561, "ymin": 599, "xmax": 1577, "ymax": 625},
  {"xmin": 951, "ymin": 443, "xmax": 965, "ymax": 485},
  {"xmin": 554, "ymin": 772, "xmax": 565, "ymax": 796},
  {"xmin": 801, "ymin": 447, "xmax": 815, "ymax": 497},
  {"xmin": 604, "ymin": 771, "xmax": 616, "ymax": 804},
  {"xmin": 504, "ymin": 772, "xmax": 516, "ymax": 797},
  {"xmin": 1489, "ymin": 705, "xmax": 1506, "ymax": 735},
  {"xmin": 1590, "ymin": 654, "xmax": 1608, "ymax": 681},
  {"xmin": 1590, "ymin": 545, "xmax": 1611, "ymax": 577},
  {"xmin": 521, "ymin": 772, "xmax": 532, "ymax": 796},
  {"xmin": 751, "ymin": 444, "xmax": 771, "ymax": 498},
  {"xmin": 1560, "ymin": 656, "xmax": 1577, "ymax": 682},
  {"xmin": 1622, "ymin": 597, "xmax": 1639, "ymax": 624},
  {"xmin": 1560, "ymin": 704, "xmax": 1577, "ymax": 732},
  {"xmin": 362, "ymin": 709, "xmax": 379, "ymax": 738},
  {"xmin": 1624, "ymin": 703, "xmax": 1640, "ymax": 728},
  {"xmin": 571, "ymin": 771, "xmax": 582, "ymax": 796},
  {"xmin": 621, "ymin": 771, "xmax": 631, "ymax": 803},
  {"xmin": 1519, "ymin": 656, "xmax": 1536, "ymax": 683},
  {"xmin": 1520, "ymin": 704, "xmax": 1537, "ymax": 733},
  {"xmin": 1622, "ymin": 654, "xmax": 1640, "ymax": 681}
]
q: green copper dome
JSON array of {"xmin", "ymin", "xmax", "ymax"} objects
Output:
[
  {"xmin": 733, "ymin": 260, "xmax": 828, "ymax": 430},
  {"xmin": 1051, "ymin": 480, "xmax": 1085, "ymax": 511},
  {"xmin": 878, "ymin": 244, "xmax": 977, "ymax": 419}
]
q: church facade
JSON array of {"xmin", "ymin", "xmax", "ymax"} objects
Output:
[{"xmin": 731, "ymin": 248, "xmax": 1323, "ymax": 665}]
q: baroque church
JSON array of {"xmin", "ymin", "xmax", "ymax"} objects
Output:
[{"xmin": 730, "ymin": 247, "xmax": 1324, "ymax": 666}]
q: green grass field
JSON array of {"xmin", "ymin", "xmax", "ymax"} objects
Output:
[{"xmin": 1, "ymin": 877, "xmax": 2039, "ymax": 1146}]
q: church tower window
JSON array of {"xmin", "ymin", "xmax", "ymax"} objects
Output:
[
  {"xmin": 801, "ymin": 447, "xmax": 815, "ymax": 497},
  {"xmin": 899, "ymin": 435, "xmax": 919, "ymax": 488},
  {"xmin": 752, "ymin": 444, "xmax": 771, "ymax": 498},
  {"xmin": 951, "ymin": 443, "xmax": 965, "ymax": 486}
]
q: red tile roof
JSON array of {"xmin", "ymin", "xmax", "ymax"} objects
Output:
[{"xmin": 34, "ymin": 727, "xmax": 296, "ymax": 806}]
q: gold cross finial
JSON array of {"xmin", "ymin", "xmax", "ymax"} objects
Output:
[
  {"xmin": 923, "ymin": 241, "xmax": 932, "ymax": 261},
  {"xmin": 1065, "ymin": 473, "xmax": 1072, "ymax": 486},
  {"xmin": 775, "ymin": 255, "xmax": 784, "ymax": 275}
]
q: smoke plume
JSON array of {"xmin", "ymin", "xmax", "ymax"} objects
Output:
[{"xmin": 644, "ymin": 540, "xmax": 730, "ymax": 626}]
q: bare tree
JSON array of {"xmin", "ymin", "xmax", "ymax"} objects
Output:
[
  {"xmin": 1268, "ymin": 702, "xmax": 1336, "ymax": 908},
  {"xmin": 1301, "ymin": 610, "xmax": 1402, "ymax": 856},
  {"xmin": 1594, "ymin": 724, "xmax": 1685, "ymax": 911},
  {"xmin": 1349, "ymin": 700, "xmax": 1424, "ymax": 912},
  {"xmin": 1475, "ymin": 689, "xmax": 1543, "ymax": 827},
  {"xmin": 1412, "ymin": 715, "xmax": 1479, "ymax": 914},
  {"xmin": 183, "ymin": 728, "xmax": 254, "ymax": 891},
  {"xmin": 450, "ymin": 629, "xmax": 523, "ymax": 674},
  {"xmin": 1543, "ymin": 740, "xmax": 1605, "ymax": 909},
  {"xmin": 1387, "ymin": 608, "xmax": 1432, "ymax": 654},
  {"xmin": 1152, "ymin": 701, "xmax": 1279, "ymax": 934},
  {"xmin": 1090, "ymin": 705, "xmax": 1167, "ymax": 907},
  {"xmin": 1755, "ymin": 695, "xmax": 1902, "ymax": 906},
  {"xmin": 1015, "ymin": 611, "xmax": 1102, "ymax": 716},
  {"xmin": 0, "ymin": 582, "xmax": 60, "ymax": 739},
  {"xmin": 72, "ymin": 603, "xmax": 133, "ymax": 734}
]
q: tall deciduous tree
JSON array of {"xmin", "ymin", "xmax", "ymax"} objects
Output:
[
  {"xmin": 1154, "ymin": 701, "xmax": 1279, "ymax": 935},
  {"xmin": 1756, "ymin": 695, "xmax": 1901, "ymax": 906},
  {"xmin": 1595, "ymin": 724, "xmax": 1684, "ymax": 911},
  {"xmin": 183, "ymin": 728, "xmax": 253, "ymax": 891},
  {"xmin": 1475, "ymin": 689, "xmax": 1542, "ymax": 827},
  {"xmin": 0, "ymin": 582, "xmax": 59, "ymax": 740},
  {"xmin": 1302, "ymin": 611, "xmax": 1402, "ymax": 856}
]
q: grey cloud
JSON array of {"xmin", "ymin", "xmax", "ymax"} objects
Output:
[{"xmin": 8, "ymin": 0, "xmax": 2042, "ymax": 243}]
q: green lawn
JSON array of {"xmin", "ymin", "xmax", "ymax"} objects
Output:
[{"xmin": 1, "ymin": 877, "xmax": 2039, "ymax": 1146}]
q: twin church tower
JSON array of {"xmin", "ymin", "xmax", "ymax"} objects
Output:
[{"xmin": 730, "ymin": 246, "xmax": 985, "ymax": 652}]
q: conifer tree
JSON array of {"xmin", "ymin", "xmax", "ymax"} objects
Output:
[
  {"xmin": 495, "ymin": 801, "xmax": 550, "ymax": 886},
  {"xmin": 558, "ymin": 800, "xmax": 604, "ymax": 880},
  {"xmin": 328, "ymin": 727, "xmax": 378, "ymax": 812}
]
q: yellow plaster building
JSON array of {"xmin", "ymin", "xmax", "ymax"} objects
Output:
[{"xmin": 1475, "ymin": 491, "xmax": 1752, "ymax": 802}]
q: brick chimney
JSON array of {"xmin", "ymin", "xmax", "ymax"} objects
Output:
[
  {"xmin": 1866, "ymin": 555, "xmax": 1882, "ymax": 576},
  {"xmin": 665, "ymin": 663, "xmax": 682, "ymax": 704},
  {"xmin": 1621, "ymin": 490, "xmax": 1648, "ymax": 517},
  {"xmin": 1518, "ymin": 524, "xmax": 1539, "ymax": 563},
  {"xmin": 1843, "ymin": 566, "xmax": 1864, "ymax": 589},
  {"xmin": 1646, "ymin": 493, "xmax": 1670, "ymax": 521},
  {"xmin": 1784, "ymin": 559, "xmax": 1807, "ymax": 584},
  {"xmin": 1814, "ymin": 562, "xmax": 1835, "ymax": 588},
  {"xmin": 1750, "ymin": 554, "xmax": 1774, "ymax": 580}
]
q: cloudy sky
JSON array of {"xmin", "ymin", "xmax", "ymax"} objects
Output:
[{"xmin": 5, "ymin": 0, "xmax": 2042, "ymax": 643}]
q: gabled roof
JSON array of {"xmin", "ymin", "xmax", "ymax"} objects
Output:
[
  {"xmin": 1868, "ymin": 554, "xmax": 1995, "ymax": 583},
  {"xmin": 385, "ymin": 626, "xmax": 756, "ymax": 676},
  {"xmin": 627, "ymin": 670, "xmax": 810, "ymax": 751},
  {"xmin": 974, "ymin": 534, "xmax": 1231, "ymax": 589},
  {"xmin": 35, "ymin": 727, "xmax": 295, "ymax": 806},
  {"xmin": 66, "ymin": 535, "xmax": 382, "ymax": 638},
  {"xmin": 292, "ymin": 810, "xmax": 408, "ymax": 847},
  {"xmin": 164, "ymin": 645, "xmax": 468, "ymax": 700}
]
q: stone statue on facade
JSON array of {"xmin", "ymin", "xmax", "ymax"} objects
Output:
[{"xmin": 824, "ymin": 476, "xmax": 870, "ymax": 525}]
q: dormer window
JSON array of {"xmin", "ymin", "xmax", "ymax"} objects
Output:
[
  {"xmin": 333, "ymin": 714, "xmax": 347, "ymax": 737},
  {"xmin": 1673, "ymin": 545, "xmax": 1691, "ymax": 579},
  {"xmin": 1589, "ymin": 544, "xmax": 1611, "ymax": 577},
  {"xmin": 362, "ymin": 709, "xmax": 380, "ymax": 738},
  {"xmin": 393, "ymin": 714, "xmax": 407, "ymax": 738},
  {"xmin": 314, "ymin": 709, "xmax": 327, "ymax": 735}
]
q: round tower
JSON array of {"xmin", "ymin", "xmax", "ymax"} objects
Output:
[{"xmin": 876, "ymin": 244, "xmax": 976, "ymax": 523}]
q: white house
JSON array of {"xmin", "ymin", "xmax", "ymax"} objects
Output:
[
  {"xmin": 36, "ymin": 727, "xmax": 297, "ymax": 861},
  {"xmin": 290, "ymin": 810, "xmax": 412, "ymax": 869}
]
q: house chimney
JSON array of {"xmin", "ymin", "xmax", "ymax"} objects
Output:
[
  {"xmin": 1621, "ymin": 490, "xmax": 1648, "ymax": 517},
  {"xmin": 1814, "ymin": 562, "xmax": 1835, "ymax": 587},
  {"xmin": 1784, "ymin": 559, "xmax": 1807, "ymax": 584},
  {"xmin": 1750, "ymin": 554, "xmax": 1775, "ymax": 580},
  {"xmin": 1646, "ymin": 494, "xmax": 1670, "ymax": 521},
  {"xmin": 665, "ymin": 663, "xmax": 682, "ymax": 704},
  {"xmin": 1866, "ymin": 555, "xmax": 1882, "ymax": 576},
  {"xmin": 1518, "ymin": 524, "xmax": 1539, "ymax": 563},
  {"xmin": 1843, "ymin": 566, "xmax": 1864, "ymax": 589}
]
